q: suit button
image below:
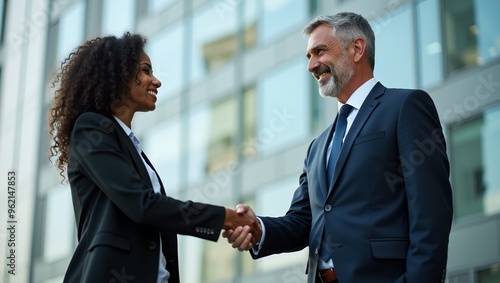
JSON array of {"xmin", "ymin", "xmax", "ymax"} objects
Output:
[
  {"xmin": 325, "ymin": 205, "xmax": 332, "ymax": 212},
  {"xmin": 149, "ymin": 241, "xmax": 157, "ymax": 250}
]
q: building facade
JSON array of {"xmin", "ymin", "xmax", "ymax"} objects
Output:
[{"xmin": 0, "ymin": 0, "xmax": 499, "ymax": 282}]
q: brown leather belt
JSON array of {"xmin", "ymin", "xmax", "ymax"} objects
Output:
[{"xmin": 318, "ymin": 268, "xmax": 337, "ymax": 283}]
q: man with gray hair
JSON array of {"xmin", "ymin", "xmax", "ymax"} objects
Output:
[{"xmin": 224, "ymin": 12, "xmax": 452, "ymax": 283}]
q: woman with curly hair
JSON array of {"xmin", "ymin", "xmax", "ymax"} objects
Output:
[{"xmin": 49, "ymin": 32, "xmax": 261, "ymax": 283}]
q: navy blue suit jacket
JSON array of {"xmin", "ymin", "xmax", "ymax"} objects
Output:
[{"xmin": 252, "ymin": 83, "xmax": 453, "ymax": 283}]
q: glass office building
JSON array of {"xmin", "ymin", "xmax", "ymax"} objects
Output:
[{"xmin": 0, "ymin": 0, "xmax": 499, "ymax": 282}]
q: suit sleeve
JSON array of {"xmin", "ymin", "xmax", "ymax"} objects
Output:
[
  {"xmin": 69, "ymin": 112, "xmax": 225, "ymax": 241},
  {"xmin": 397, "ymin": 90, "xmax": 453, "ymax": 282},
  {"xmin": 250, "ymin": 141, "xmax": 314, "ymax": 259}
]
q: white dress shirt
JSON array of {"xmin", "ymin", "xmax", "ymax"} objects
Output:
[{"xmin": 114, "ymin": 116, "xmax": 170, "ymax": 283}]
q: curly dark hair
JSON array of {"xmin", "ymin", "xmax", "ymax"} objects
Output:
[{"xmin": 49, "ymin": 32, "xmax": 147, "ymax": 179}]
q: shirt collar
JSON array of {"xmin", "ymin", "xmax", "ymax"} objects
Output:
[
  {"xmin": 337, "ymin": 77, "xmax": 378, "ymax": 110},
  {"xmin": 113, "ymin": 116, "xmax": 133, "ymax": 136}
]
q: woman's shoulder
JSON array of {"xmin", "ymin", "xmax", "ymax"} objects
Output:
[{"xmin": 74, "ymin": 112, "xmax": 117, "ymax": 133}]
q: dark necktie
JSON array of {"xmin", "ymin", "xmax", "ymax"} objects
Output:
[
  {"xmin": 320, "ymin": 104, "xmax": 353, "ymax": 264},
  {"xmin": 327, "ymin": 104, "xmax": 353, "ymax": 187}
]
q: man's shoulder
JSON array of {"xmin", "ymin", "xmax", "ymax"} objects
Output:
[
  {"xmin": 379, "ymin": 87, "xmax": 431, "ymax": 104},
  {"xmin": 383, "ymin": 86, "xmax": 429, "ymax": 96}
]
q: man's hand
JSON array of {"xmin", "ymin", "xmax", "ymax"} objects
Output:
[{"xmin": 223, "ymin": 204, "xmax": 261, "ymax": 251}]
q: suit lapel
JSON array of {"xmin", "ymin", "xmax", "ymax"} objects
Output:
[
  {"xmin": 141, "ymin": 152, "xmax": 167, "ymax": 195},
  {"xmin": 318, "ymin": 122, "xmax": 336, "ymax": 200},
  {"xmin": 327, "ymin": 83, "xmax": 385, "ymax": 196},
  {"xmin": 113, "ymin": 121, "xmax": 153, "ymax": 188}
]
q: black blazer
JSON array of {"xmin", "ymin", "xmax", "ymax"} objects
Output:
[
  {"xmin": 63, "ymin": 112, "xmax": 225, "ymax": 283},
  {"xmin": 252, "ymin": 83, "xmax": 453, "ymax": 283}
]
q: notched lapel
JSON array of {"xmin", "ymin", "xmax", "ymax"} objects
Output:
[
  {"xmin": 113, "ymin": 122, "xmax": 153, "ymax": 188},
  {"xmin": 317, "ymin": 123, "xmax": 336, "ymax": 200},
  {"xmin": 327, "ymin": 83, "xmax": 385, "ymax": 196}
]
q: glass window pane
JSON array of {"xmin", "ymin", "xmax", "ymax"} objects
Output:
[
  {"xmin": 142, "ymin": 117, "xmax": 182, "ymax": 193},
  {"xmin": 243, "ymin": 86, "xmax": 257, "ymax": 158},
  {"xmin": 43, "ymin": 185, "xmax": 75, "ymax": 262},
  {"xmin": 43, "ymin": 275, "xmax": 66, "ymax": 283},
  {"xmin": 187, "ymin": 97, "xmax": 237, "ymax": 185},
  {"xmin": 443, "ymin": 0, "xmax": 477, "ymax": 73},
  {"xmin": 190, "ymin": 3, "xmax": 237, "ymax": 84},
  {"xmin": 482, "ymin": 107, "xmax": 500, "ymax": 215},
  {"xmin": 0, "ymin": 0, "xmax": 6, "ymax": 43},
  {"xmin": 243, "ymin": 0, "xmax": 259, "ymax": 49},
  {"xmin": 146, "ymin": 22, "xmax": 184, "ymax": 102},
  {"xmin": 443, "ymin": 0, "xmax": 500, "ymax": 74},
  {"xmin": 257, "ymin": 57, "xmax": 310, "ymax": 155},
  {"xmin": 148, "ymin": 0, "xmax": 176, "ymax": 13},
  {"xmin": 450, "ymin": 105, "xmax": 500, "ymax": 219},
  {"xmin": 187, "ymin": 104, "xmax": 210, "ymax": 185},
  {"xmin": 102, "ymin": 0, "xmax": 135, "ymax": 36},
  {"xmin": 254, "ymin": 177, "xmax": 309, "ymax": 274},
  {"xmin": 207, "ymin": 97, "xmax": 237, "ymax": 172},
  {"xmin": 478, "ymin": 264, "xmax": 500, "ymax": 283},
  {"xmin": 57, "ymin": 0, "xmax": 85, "ymax": 61},
  {"xmin": 259, "ymin": 0, "xmax": 308, "ymax": 44},
  {"xmin": 372, "ymin": 4, "xmax": 416, "ymax": 88},
  {"xmin": 202, "ymin": 235, "xmax": 236, "ymax": 281},
  {"xmin": 447, "ymin": 273, "xmax": 470, "ymax": 283},
  {"xmin": 474, "ymin": 0, "xmax": 500, "ymax": 64},
  {"xmin": 416, "ymin": 0, "xmax": 444, "ymax": 88}
]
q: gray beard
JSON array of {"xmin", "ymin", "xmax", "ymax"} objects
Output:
[
  {"xmin": 318, "ymin": 61, "xmax": 354, "ymax": 98},
  {"xmin": 319, "ymin": 76, "xmax": 338, "ymax": 98}
]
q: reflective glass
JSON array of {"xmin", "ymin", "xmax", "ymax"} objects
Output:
[
  {"xmin": 243, "ymin": 0, "xmax": 259, "ymax": 49},
  {"xmin": 187, "ymin": 104, "xmax": 211, "ymax": 185},
  {"xmin": 257, "ymin": 57, "xmax": 310, "ymax": 155},
  {"xmin": 450, "ymin": 105, "xmax": 500, "ymax": 219},
  {"xmin": 0, "ymin": 0, "xmax": 5, "ymax": 43},
  {"xmin": 102, "ymin": 0, "xmax": 135, "ymax": 36},
  {"xmin": 43, "ymin": 275, "xmax": 66, "ymax": 283},
  {"xmin": 443, "ymin": 0, "xmax": 477, "ymax": 73},
  {"xmin": 443, "ymin": 0, "xmax": 500, "ymax": 73},
  {"xmin": 243, "ymin": 86, "xmax": 257, "ymax": 158},
  {"xmin": 146, "ymin": 22, "xmax": 184, "ymax": 102},
  {"xmin": 259, "ymin": 0, "xmax": 308, "ymax": 44},
  {"xmin": 56, "ymin": 0, "xmax": 85, "ymax": 61},
  {"xmin": 148, "ymin": 0, "xmax": 177, "ymax": 13},
  {"xmin": 478, "ymin": 264, "xmax": 500, "ymax": 283},
  {"xmin": 43, "ymin": 185, "xmax": 75, "ymax": 261},
  {"xmin": 190, "ymin": 2, "xmax": 237, "ymax": 84},
  {"xmin": 416, "ymin": 0, "xmax": 443, "ymax": 88},
  {"xmin": 187, "ymin": 97, "xmax": 237, "ymax": 186},
  {"xmin": 142, "ymin": 117, "xmax": 182, "ymax": 193},
  {"xmin": 474, "ymin": 0, "xmax": 500, "ymax": 64},
  {"xmin": 254, "ymin": 177, "xmax": 309, "ymax": 273},
  {"xmin": 372, "ymin": 3, "xmax": 416, "ymax": 88}
]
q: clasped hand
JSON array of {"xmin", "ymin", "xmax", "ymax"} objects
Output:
[{"xmin": 223, "ymin": 204, "xmax": 260, "ymax": 251}]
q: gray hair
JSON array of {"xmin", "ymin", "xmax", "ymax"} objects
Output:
[{"xmin": 303, "ymin": 12, "xmax": 375, "ymax": 71}]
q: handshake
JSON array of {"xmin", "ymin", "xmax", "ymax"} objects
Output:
[{"xmin": 222, "ymin": 204, "xmax": 261, "ymax": 251}]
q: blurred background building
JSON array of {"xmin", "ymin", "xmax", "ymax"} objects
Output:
[{"xmin": 0, "ymin": 0, "xmax": 499, "ymax": 282}]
